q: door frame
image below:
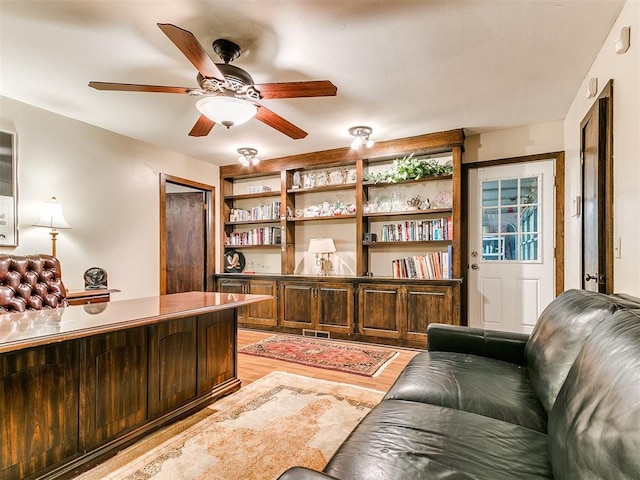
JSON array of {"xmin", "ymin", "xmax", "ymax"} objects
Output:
[
  {"xmin": 159, "ymin": 174, "xmax": 216, "ymax": 294},
  {"xmin": 580, "ymin": 80, "xmax": 614, "ymax": 293},
  {"xmin": 462, "ymin": 152, "xmax": 565, "ymax": 325}
]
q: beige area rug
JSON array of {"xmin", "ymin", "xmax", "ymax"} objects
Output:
[{"xmin": 74, "ymin": 371, "xmax": 384, "ymax": 480}]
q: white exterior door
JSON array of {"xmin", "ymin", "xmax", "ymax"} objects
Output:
[{"xmin": 467, "ymin": 160, "xmax": 555, "ymax": 333}]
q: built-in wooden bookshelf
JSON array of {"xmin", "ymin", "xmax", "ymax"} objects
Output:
[{"xmin": 218, "ymin": 129, "xmax": 465, "ymax": 347}]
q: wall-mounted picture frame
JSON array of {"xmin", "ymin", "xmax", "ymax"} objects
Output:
[{"xmin": 0, "ymin": 129, "xmax": 17, "ymax": 246}]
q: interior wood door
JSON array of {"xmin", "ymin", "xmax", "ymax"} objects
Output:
[
  {"xmin": 580, "ymin": 81, "xmax": 613, "ymax": 293},
  {"xmin": 166, "ymin": 191, "xmax": 206, "ymax": 294}
]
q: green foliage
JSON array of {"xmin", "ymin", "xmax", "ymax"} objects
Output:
[{"xmin": 363, "ymin": 153, "xmax": 453, "ymax": 183}]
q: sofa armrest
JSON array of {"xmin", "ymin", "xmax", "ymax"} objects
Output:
[
  {"xmin": 427, "ymin": 324, "xmax": 530, "ymax": 366},
  {"xmin": 276, "ymin": 467, "xmax": 339, "ymax": 480}
]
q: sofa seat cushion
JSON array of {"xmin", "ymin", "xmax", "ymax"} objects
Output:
[
  {"xmin": 384, "ymin": 351, "xmax": 547, "ymax": 432},
  {"xmin": 324, "ymin": 400, "xmax": 552, "ymax": 480}
]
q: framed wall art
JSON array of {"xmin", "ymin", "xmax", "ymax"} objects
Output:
[{"xmin": 0, "ymin": 129, "xmax": 17, "ymax": 246}]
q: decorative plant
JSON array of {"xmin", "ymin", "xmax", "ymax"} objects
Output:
[{"xmin": 363, "ymin": 153, "xmax": 453, "ymax": 183}]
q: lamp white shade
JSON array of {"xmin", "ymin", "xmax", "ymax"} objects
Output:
[
  {"xmin": 34, "ymin": 197, "xmax": 71, "ymax": 229},
  {"xmin": 308, "ymin": 237, "xmax": 336, "ymax": 254},
  {"xmin": 196, "ymin": 96, "xmax": 257, "ymax": 127}
]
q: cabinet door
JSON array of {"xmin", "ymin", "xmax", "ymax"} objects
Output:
[
  {"xmin": 0, "ymin": 341, "xmax": 79, "ymax": 480},
  {"xmin": 358, "ymin": 283, "xmax": 404, "ymax": 339},
  {"xmin": 82, "ymin": 327, "xmax": 148, "ymax": 449},
  {"xmin": 316, "ymin": 282, "xmax": 354, "ymax": 333},
  {"xmin": 245, "ymin": 279, "xmax": 278, "ymax": 326},
  {"xmin": 280, "ymin": 281, "xmax": 315, "ymax": 329},
  {"xmin": 148, "ymin": 317, "xmax": 197, "ymax": 417},
  {"xmin": 405, "ymin": 285, "xmax": 456, "ymax": 346},
  {"xmin": 197, "ymin": 310, "xmax": 236, "ymax": 394},
  {"xmin": 218, "ymin": 279, "xmax": 245, "ymax": 295}
]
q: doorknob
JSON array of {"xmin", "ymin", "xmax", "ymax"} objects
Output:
[
  {"xmin": 585, "ymin": 273, "xmax": 598, "ymax": 282},
  {"xmin": 471, "ymin": 264, "xmax": 479, "ymax": 270}
]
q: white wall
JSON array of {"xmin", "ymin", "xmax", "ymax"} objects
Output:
[
  {"xmin": 0, "ymin": 96, "xmax": 219, "ymax": 299},
  {"xmin": 464, "ymin": 121, "xmax": 564, "ymax": 163},
  {"xmin": 563, "ymin": 0, "xmax": 639, "ymax": 295}
]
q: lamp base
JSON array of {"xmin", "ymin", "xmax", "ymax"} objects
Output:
[
  {"xmin": 318, "ymin": 257, "xmax": 334, "ymax": 276},
  {"xmin": 49, "ymin": 230, "xmax": 59, "ymax": 257}
]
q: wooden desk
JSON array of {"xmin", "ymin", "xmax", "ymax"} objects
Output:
[
  {"xmin": 0, "ymin": 292, "xmax": 271, "ymax": 480},
  {"xmin": 66, "ymin": 288, "xmax": 121, "ymax": 306}
]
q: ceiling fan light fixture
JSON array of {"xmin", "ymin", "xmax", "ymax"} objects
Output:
[
  {"xmin": 196, "ymin": 96, "xmax": 257, "ymax": 128},
  {"xmin": 237, "ymin": 147, "xmax": 259, "ymax": 166},
  {"xmin": 349, "ymin": 126, "xmax": 374, "ymax": 149}
]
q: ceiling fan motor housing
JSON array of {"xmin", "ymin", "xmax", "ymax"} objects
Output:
[{"xmin": 212, "ymin": 38, "xmax": 242, "ymax": 63}]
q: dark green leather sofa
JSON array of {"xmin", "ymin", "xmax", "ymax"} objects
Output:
[{"xmin": 278, "ymin": 289, "xmax": 640, "ymax": 479}]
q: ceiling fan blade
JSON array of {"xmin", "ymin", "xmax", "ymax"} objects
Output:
[
  {"xmin": 188, "ymin": 114, "xmax": 215, "ymax": 137},
  {"xmin": 157, "ymin": 23, "xmax": 225, "ymax": 81},
  {"xmin": 88, "ymin": 81, "xmax": 191, "ymax": 94},
  {"xmin": 255, "ymin": 106, "xmax": 307, "ymax": 139},
  {"xmin": 254, "ymin": 80, "xmax": 337, "ymax": 99}
]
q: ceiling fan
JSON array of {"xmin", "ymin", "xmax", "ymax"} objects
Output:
[{"xmin": 89, "ymin": 23, "xmax": 337, "ymax": 139}]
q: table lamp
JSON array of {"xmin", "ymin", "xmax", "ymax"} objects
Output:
[{"xmin": 308, "ymin": 237, "xmax": 336, "ymax": 276}]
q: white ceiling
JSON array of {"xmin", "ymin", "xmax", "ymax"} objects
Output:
[{"xmin": 0, "ymin": 1, "xmax": 624, "ymax": 166}]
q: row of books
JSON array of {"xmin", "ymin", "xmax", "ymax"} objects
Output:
[
  {"xmin": 380, "ymin": 217, "xmax": 452, "ymax": 242},
  {"xmin": 226, "ymin": 227, "xmax": 282, "ymax": 246},
  {"xmin": 229, "ymin": 201, "xmax": 281, "ymax": 222},
  {"xmin": 392, "ymin": 247, "xmax": 453, "ymax": 279}
]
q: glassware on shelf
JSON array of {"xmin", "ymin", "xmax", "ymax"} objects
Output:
[
  {"xmin": 303, "ymin": 172, "xmax": 316, "ymax": 188},
  {"xmin": 292, "ymin": 171, "xmax": 302, "ymax": 189}
]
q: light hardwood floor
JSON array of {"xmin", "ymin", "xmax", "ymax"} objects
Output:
[{"xmin": 238, "ymin": 329, "xmax": 420, "ymax": 392}]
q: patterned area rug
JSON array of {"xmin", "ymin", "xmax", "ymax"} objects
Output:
[
  {"xmin": 239, "ymin": 335, "xmax": 399, "ymax": 377},
  {"xmin": 74, "ymin": 372, "xmax": 383, "ymax": 480}
]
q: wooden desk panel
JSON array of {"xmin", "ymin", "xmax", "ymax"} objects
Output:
[{"xmin": 0, "ymin": 292, "xmax": 271, "ymax": 480}]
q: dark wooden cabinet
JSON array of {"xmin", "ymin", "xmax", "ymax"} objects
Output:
[
  {"xmin": 197, "ymin": 310, "xmax": 236, "ymax": 394},
  {"xmin": 280, "ymin": 281, "xmax": 314, "ymax": 329},
  {"xmin": 148, "ymin": 317, "xmax": 198, "ymax": 417},
  {"xmin": 82, "ymin": 327, "xmax": 148, "ymax": 449},
  {"xmin": 0, "ymin": 341, "xmax": 80, "ymax": 480},
  {"xmin": 358, "ymin": 283, "xmax": 404, "ymax": 340},
  {"xmin": 219, "ymin": 278, "xmax": 278, "ymax": 327},
  {"xmin": 280, "ymin": 280, "xmax": 354, "ymax": 334},
  {"xmin": 358, "ymin": 282, "xmax": 459, "ymax": 347},
  {"xmin": 405, "ymin": 284, "xmax": 458, "ymax": 345},
  {"xmin": 316, "ymin": 282, "xmax": 355, "ymax": 333},
  {"xmin": 219, "ymin": 274, "xmax": 460, "ymax": 346}
]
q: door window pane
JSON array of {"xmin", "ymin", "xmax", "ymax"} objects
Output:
[
  {"xmin": 482, "ymin": 181, "xmax": 499, "ymax": 207},
  {"xmin": 481, "ymin": 175, "xmax": 541, "ymax": 262},
  {"xmin": 500, "ymin": 179, "xmax": 518, "ymax": 205}
]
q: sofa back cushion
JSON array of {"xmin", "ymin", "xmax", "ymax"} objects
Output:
[
  {"xmin": 0, "ymin": 254, "xmax": 67, "ymax": 312},
  {"xmin": 548, "ymin": 309, "xmax": 640, "ymax": 480},
  {"xmin": 525, "ymin": 289, "xmax": 621, "ymax": 413}
]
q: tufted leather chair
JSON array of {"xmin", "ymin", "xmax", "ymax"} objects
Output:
[{"xmin": 0, "ymin": 254, "xmax": 67, "ymax": 313}]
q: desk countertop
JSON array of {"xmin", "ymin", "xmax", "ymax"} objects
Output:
[{"xmin": 0, "ymin": 291, "xmax": 271, "ymax": 353}]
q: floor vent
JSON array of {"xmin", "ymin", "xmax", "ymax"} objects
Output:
[{"xmin": 302, "ymin": 329, "xmax": 331, "ymax": 339}]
